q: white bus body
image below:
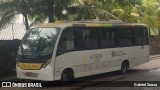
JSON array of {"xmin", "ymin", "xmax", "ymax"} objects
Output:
[{"xmin": 16, "ymin": 22, "xmax": 149, "ymax": 81}]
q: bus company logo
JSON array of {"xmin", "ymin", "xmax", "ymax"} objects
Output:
[
  {"xmin": 2, "ymin": 82, "xmax": 11, "ymax": 87},
  {"xmin": 112, "ymin": 51, "xmax": 116, "ymax": 57},
  {"xmin": 112, "ymin": 50, "xmax": 127, "ymax": 57}
]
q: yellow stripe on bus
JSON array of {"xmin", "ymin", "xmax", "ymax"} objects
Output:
[
  {"xmin": 86, "ymin": 24, "xmax": 112, "ymax": 27},
  {"xmin": 83, "ymin": 55, "xmax": 87, "ymax": 64}
]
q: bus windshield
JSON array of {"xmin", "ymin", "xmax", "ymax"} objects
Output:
[{"xmin": 18, "ymin": 28, "xmax": 60, "ymax": 58}]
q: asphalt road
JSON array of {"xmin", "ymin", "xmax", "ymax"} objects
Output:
[
  {"xmin": 1, "ymin": 56, "xmax": 160, "ymax": 90},
  {"xmin": 82, "ymin": 56, "xmax": 160, "ymax": 90}
]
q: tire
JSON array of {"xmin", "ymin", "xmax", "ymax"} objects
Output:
[
  {"xmin": 121, "ymin": 62, "xmax": 128, "ymax": 74},
  {"xmin": 61, "ymin": 70, "xmax": 74, "ymax": 81}
]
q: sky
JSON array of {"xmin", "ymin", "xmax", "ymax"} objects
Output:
[{"xmin": 14, "ymin": 14, "xmax": 24, "ymax": 23}]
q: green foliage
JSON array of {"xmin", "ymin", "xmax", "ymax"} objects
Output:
[
  {"xmin": 139, "ymin": 15, "xmax": 160, "ymax": 34},
  {"xmin": 28, "ymin": 0, "xmax": 74, "ymax": 25},
  {"xmin": 0, "ymin": 0, "xmax": 160, "ymax": 35},
  {"xmin": 64, "ymin": 0, "xmax": 119, "ymax": 21},
  {"xmin": 117, "ymin": 0, "xmax": 142, "ymax": 6},
  {"xmin": 0, "ymin": 9, "xmax": 17, "ymax": 29},
  {"xmin": 95, "ymin": 0, "xmax": 160, "ymax": 34},
  {"xmin": 94, "ymin": 0, "xmax": 119, "ymax": 12},
  {"xmin": 139, "ymin": 0, "xmax": 160, "ymax": 35},
  {"xmin": 0, "ymin": 0, "xmax": 41, "ymax": 30},
  {"xmin": 156, "ymin": 7, "xmax": 160, "ymax": 19}
]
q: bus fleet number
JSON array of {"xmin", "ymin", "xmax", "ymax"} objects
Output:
[{"xmin": 90, "ymin": 53, "xmax": 103, "ymax": 63}]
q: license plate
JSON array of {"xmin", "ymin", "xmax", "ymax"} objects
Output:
[{"xmin": 24, "ymin": 72, "xmax": 39, "ymax": 77}]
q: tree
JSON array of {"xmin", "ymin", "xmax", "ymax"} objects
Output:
[
  {"xmin": 28, "ymin": 0, "xmax": 74, "ymax": 26},
  {"xmin": 29, "ymin": 0, "xmax": 119, "ymax": 23},
  {"xmin": 47, "ymin": 0, "xmax": 55, "ymax": 22},
  {"xmin": 136, "ymin": 0, "xmax": 160, "ymax": 34},
  {"xmin": 0, "ymin": 0, "xmax": 40, "ymax": 30},
  {"xmin": 95, "ymin": 0, "xmax": 160, "ymax": 34},
  {"xmin": 95, "ymin": 0, "xmax": 142, "ymax": 21},
  {"xmin": 28, "ymin": 0, "xmax": 55, "ymax": 25},
  {"xmin": 64, "ymin": 0, "xmax": 119, "ymax": 21}
]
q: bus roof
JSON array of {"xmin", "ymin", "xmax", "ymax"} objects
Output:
[
  {"xmin": 35, "ymin": 20, "xmax": 147, "ymax": 28},
  {"xmin": 35, "ymin": 22, "xmax": 63, "ymax": 28}
]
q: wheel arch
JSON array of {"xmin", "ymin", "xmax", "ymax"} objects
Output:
[
  {"xmin": 122, "ymin": 59, "xmax": 130, "ymax": 68},
  {"xmin": 61, "ymin": 67, "xmax": 75, "ymax": 79}
]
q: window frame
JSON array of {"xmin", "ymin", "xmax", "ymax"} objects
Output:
[
  {"xmin": 100, "ymin": 27, "xmax": 116, "ymax": 48},
  {"xmin": 133, "ymin": 27, "xmax": 149, "ymax": 46},
  {"xmin": 56, "ymin": 25, "xmax": 149, "ymax": 56},
  {"xmin": 116, "ymin": 27, "xmax": 134, "ymax": 47},
  {"xmin": 56, "ymin": 27, "xmax": 78, "ymax": 55}
]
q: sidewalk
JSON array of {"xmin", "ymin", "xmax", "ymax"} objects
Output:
[{"xmin": 150, "ymin": 54, "xmax": 160, "ymax": 60}]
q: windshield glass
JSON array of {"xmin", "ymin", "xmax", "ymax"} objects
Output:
[{"xmin": 19, "ymin": 28, "xmax": 60, "ymax": 57}]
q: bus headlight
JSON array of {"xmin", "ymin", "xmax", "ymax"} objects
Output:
[{"xmin": 41, "ymin": 59, "xmax": 51, "ymax": 68}]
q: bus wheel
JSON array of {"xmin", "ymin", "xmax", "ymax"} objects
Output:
[
  {"xmin": 121, "ymin": 61, "xmax": 129, "ymax": 74},
  {"xmin": 61, "ymin": 69, "xmax": 74, "ymax": 81}
]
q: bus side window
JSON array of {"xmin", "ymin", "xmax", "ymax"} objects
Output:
[
  {"xmin": 134, "ymin": 27, "xmax": 148, "ymax": 46},
  {"xmin": 101, "ymin": 27, "xmax": 115, "ymax": 48},
  {"xmin": 117, "ymin": 28, "xmax": 133, "ymax": 47},
  {"xmin": 83, "ymin": 28, "xmax": 99, "ymax": 49},
  {"xmin": 57, "ymin": 29, "xmax": 76, "ymax": 54}
]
